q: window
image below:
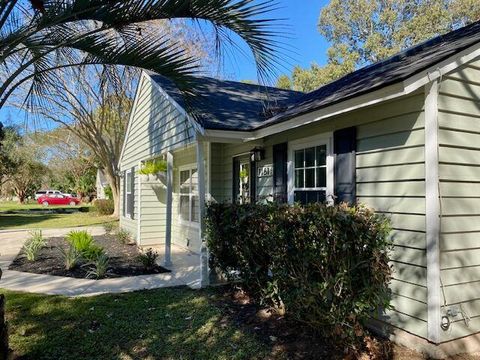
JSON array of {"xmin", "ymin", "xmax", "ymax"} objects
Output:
[
  {"xmin": 125, "ymin": 169, "xmax": 134, "ymax": 218},
  {"xmin": 179, "ymin": 166, "xmax": 199, "ymax": 224},
  {"xmin": 289, "ymin": 136, "xmax": 333, "ymax": 205}
]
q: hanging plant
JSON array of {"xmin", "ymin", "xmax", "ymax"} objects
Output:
[{"xmin": 138, "ymin": 159, "xmax": 167, "ymax": 175}]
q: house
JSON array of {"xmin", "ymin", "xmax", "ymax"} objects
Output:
[
  {"xmin": 119, "ymin": 20, "xmax": 480, "ymax": 356},
  {"xmin": 95, "ymin": 169, "xmax": 109, "ymax": 200}
]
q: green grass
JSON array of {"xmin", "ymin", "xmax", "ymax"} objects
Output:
[
  {"xmin": 0, "ymin": 212, "xmax": 116, "ymax": 230},
  {"xmin": 3, "ymin": 288, "xmax": 273, "ymax": 360},
  {"xmin": 0, "ymin": 201, "xmax": 92, "ymax": 212}
]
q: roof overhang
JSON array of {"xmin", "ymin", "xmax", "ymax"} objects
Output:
[{"xmin": 202, "ymin": 40, "xmax": 480, "ymax": 143}]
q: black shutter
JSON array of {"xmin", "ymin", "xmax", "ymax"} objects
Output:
[
  {"xmin": 273, "ymin": 143, "xmax": 288, "ymax": 203},
  {"xmin": 232, "ymin": 157, "xmax": 240, "ymax": 203},
  {"xmin": 130, "ymin": 167, "xmax": 135, "ymax": 219},
  {"xmin": 334, "ymin": 127, "xmax": 356, "ymax": 204},
  {"xmin": 250, "ymin": 156, "xmax": 256, "ymax": 203},
  {"xmin": 123, "ymin": 171, "xmax": 126, "ymax": 217}
]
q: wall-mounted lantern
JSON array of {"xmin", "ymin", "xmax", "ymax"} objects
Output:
[{"xmin": 250, "ymin": 147, "xmax": 265, "ymax": 162}]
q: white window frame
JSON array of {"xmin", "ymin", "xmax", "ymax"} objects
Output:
[
  {"xmin": 125, "ymin": 169, "xmax": 133, "ymax": 218},
  {"xmin": 287, "ymin": 132, "xmax": 334, "ymax": 204},
  {"xmin": 178, "ymin": 164, "xmax": 199, "ymax": 228}
]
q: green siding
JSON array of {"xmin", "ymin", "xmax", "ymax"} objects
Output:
[
  {"xmin": 438, "ymin": 63, "xmax": 480, "ymax": 342},
  {"xmin": 210, "ymin": 92, "xmax": 428, "ymax": 338},
  {"xmin": 119, "ymin": 75, "xmax": 196, "ymax": 245}
]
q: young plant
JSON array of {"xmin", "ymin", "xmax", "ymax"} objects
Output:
[
  {"xmin": 66, "ymin": 230, "xmax": 94, "ymax": 253},
  {"xmin": 103, "ymin": 222, "xmax": 117, "ymax": 234},
  {"xmin": 58, "ymin": 246, "xmax": 81, "ymax": 271},
  {"xmin": 82, "ymin": 245, "xmax": 105, "ymax": 262},
  {"xmin": 85, "ymin": 253, "xmax": 110, "ymax": 279},
  {"xmin": 116, "ymin": 228, "xmax": 132, "ymax": 244},
  {"xmin": 137, "ymin": 248, "xmax": 159, "ymax": 271},
  {"xmin": 23, "ymin": 230, "xmax": 46, "ymax": 261}
]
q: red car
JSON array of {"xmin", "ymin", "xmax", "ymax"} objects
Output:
[{"xmin": 37, "ymin": 194, "xmax": 80, "ymax": 206}]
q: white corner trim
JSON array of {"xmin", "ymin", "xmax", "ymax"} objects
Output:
[
  {"xmin": 118, "ymin": 72, "xmax": 148, "ymax": 169},
  {"xmin": 148, "ymin": 75, "xmax": 205, "ymax": 136},
  {"xmin": 425, "ymin": 80, "xmax": 441, "ymax": 344},
  {"xmin": 137, "ymin": 161, "xmax": 142, "ymax": 245}
]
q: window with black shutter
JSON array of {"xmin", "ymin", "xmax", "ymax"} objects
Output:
[{"xmin": 125, "ymin": 168, "xmax": 134, "ymax": 218}]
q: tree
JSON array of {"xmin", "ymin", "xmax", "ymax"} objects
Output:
[
  {"xmin": 278, "ymin": 0, "xmax": 480, "ymax": 92},
  {"xmin": 0, "ymin": 0, "xmax": 282, "ymax": 110},
  {"xmin": 1, "ymin": 131, "xmax": 47, "ymax": 203}
]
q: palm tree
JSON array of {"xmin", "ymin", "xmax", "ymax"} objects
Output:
[
  {"xmin": 0, "ymin": 0, "xmax": 282, "ymax": 109},
  {"xmin": 0, "ymin": 1, "xmax": 282, "ymax": 357}
]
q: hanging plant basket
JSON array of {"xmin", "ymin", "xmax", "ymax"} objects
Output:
[{"xmin": 138, "ymin": 159, "xmax": 167, "ymax": 182}]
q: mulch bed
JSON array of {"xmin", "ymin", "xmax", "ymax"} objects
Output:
[
  {"xmin": 8, "ymin": 234, "xmax": 169, "ymax": 279},
  {"xmin": 213, "ymin": 286, "xmax": 427, "ymax": 360}
]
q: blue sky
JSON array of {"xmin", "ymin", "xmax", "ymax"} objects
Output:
[
  {"xmin": 0, "ymin": 1, "xmax": 331, "ymax": 127},
  {"xmin": 222, "ymin": 0, "xmax": 330, "ymax": 82}
]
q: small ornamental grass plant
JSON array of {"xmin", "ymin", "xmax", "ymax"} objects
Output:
[
  {"xmin": 64, "ymin": 230, "xmax": 108, "ymax": 275},
  {"xmin": 116, "ymin": 228, "xmax": 132, "ymax": 244},
  {"xmin": 58, "ymin": 245, "xmax": 81, "ymax": 271},
  {"xmin": 23, "ymin": 230, "xmax": 46, "ymax": 261},
  {"xmin": 206, "ymin": 202, "xmax": 393, "ymax": 351},
  {"xmin": 137, "ymin": 248, "xmax": 159, "ymax": 271}
]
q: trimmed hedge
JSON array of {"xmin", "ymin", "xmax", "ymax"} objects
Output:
[
  {"xmin": 206, "ymin": 202, "xmax": 393, "ymax": 346},
  {"xmin": 93, "ymin": 199, "xmax": 114, "ymax": 215}
]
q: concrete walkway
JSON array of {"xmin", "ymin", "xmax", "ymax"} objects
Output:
[{"xmin": 0, "ymin": 226, "xmax": 201, "ymax": 297}]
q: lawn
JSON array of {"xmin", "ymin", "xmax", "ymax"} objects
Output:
[
  {"xmin": 0, "ymin": 201, "xmax": 114, "ymax": 230},
  {"xmin": 0, "ymin": 201, "xmax": 91, "ymax": 212},
  {"xmin": 3, "ymin": 287, "xmax": 273, "ymax": 360},
  {"xmin": 0, "ymin": 212, "xmax": 116, "ymax": 230}
]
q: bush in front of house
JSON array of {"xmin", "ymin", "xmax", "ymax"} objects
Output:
[
  {"xmin": 93, "ymin": 199, "xmax": 114, "ymax": 215},
  {"xmin": 206, "ymin": 202, "xmax": 393, "ymax": 348}
]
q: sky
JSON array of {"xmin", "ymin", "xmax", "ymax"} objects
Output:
[{"xmin": 0, "ymin": 1, "xmax": 331, "ymax": 128}]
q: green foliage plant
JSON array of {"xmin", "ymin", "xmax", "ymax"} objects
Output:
[
  {"xmin": 137, "ymin": 248, "xmax": 159, "ymax": 271},
  {"xmin": 66, "ymin": 230, "xmax": 94, "ymax": 254},
  {"xmin": 138, "ymin": 159, "xmax": 167, "ymax": 175},
  {"xmin": 206, "ymin": 202, "xmax": 393, "ymax": 349},
  {"xmin": 23, "ymin": 230, "xmax": 46, "ymax": 261},
  {"xmin": 58, "ymin": 246, "xmax": 81, "ymax": 271},
  {"xmin": 85, "ymin": 253, "xmax": 110, "ymax": 279}
]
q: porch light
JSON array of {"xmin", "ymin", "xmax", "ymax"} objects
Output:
[{"xmin": 250, "ymin": 147, "xmax": 265, "ymax": 162}]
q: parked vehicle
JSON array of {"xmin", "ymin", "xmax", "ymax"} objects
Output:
[
  {"xmin": 37, "ymin": 194, "xmax": 81, "ymax": 206},
  {"xmin": 35, "ymin": 190, "xmax": 62, "ymax": 200}
]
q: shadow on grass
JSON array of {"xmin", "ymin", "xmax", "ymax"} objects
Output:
[
  {"xmin": 4, "ymin": 287, "xmax": 274, "ymax": 360},
  {"xmin": 0, "ymin": 214, "xmax": 63, "ymax": 229}
]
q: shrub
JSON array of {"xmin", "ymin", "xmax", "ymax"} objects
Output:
[
  {"xmin": 59, "ymin": 245, "xmax": 81, "ymax": 271},
  {"xmin": 93, "ymin": 199, "xmax": 114, "ymax": 215},
  {"xmin": 206, "ymin": 202, "xmax": 393, "ymax": 348},
  {"xmin": 116, "ymin": 228, "xmax": 132, "ymax": 244},
  {"xmin": 137, "ymin": 248, "xmax": 159, "ymax": 271},
  {"xmin": 23, "ymin": 230, "xmax": 46, "ymax": 261},
  {"xmin": 66, "ymin": 230, "xmax": 94, "ymax": 253},
  {"xmin": 85, "ymin": 253, "xmax": 109, "ymax": 279}
]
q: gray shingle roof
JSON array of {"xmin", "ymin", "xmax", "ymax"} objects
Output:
[
  {"xmin": 149, "ymin": 75, "xmax": 303, "ymax": 131},
  {"xmin": 150, "ymin": 20, "xmax": 480, "ymax": 132}
]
